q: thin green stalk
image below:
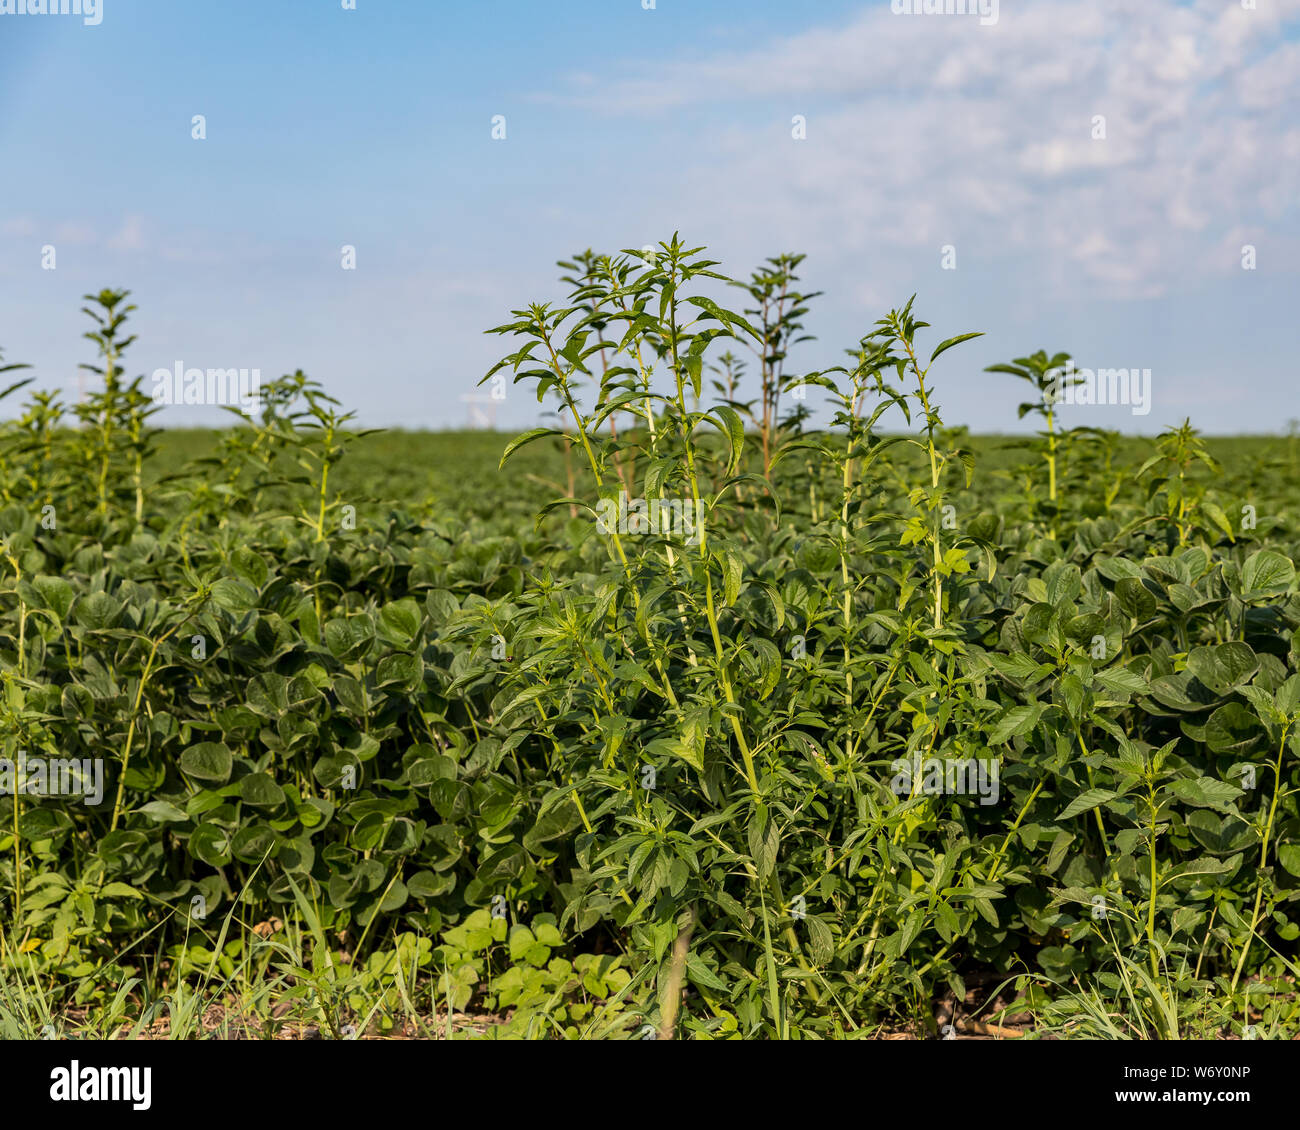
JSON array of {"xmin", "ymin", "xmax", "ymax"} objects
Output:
[
  {"xmin": 1230, "ymin": 722, "xmax": 1291, "ymax": 993},
  {"xmin": 110, "ymin": 615, "xmax": 196, "ymax": 831},
  {"xmin": 664, "ymin": 286, "xmax": 756, "ymax": 790},
  {"xmin": 897, "ymin": 334, "xmax": 944, "ymax": 630},
  {"xmin": 542, "ymin": 339, "xmax": 680, "ymax": 711}
]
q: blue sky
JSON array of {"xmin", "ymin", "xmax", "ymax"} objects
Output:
[{"xmin": 1, "ymin": 0, "xmax": 1297, "ymax": 433}]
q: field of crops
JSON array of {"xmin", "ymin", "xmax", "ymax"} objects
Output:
[{"xmin": 1, "ymin": 243, "xmax": 1298, "ymax": 1041}]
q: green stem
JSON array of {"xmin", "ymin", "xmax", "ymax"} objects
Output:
[
  {"xmin": 1230, "ymin": 723, "xmax": 1291, "ymax": 993},
  {"xmin": 665, "ymin": 289, "xmax": 756, "ymax": 791},
  {"xmin": 1146, "ymin": 784, "xmax": 1160, "ymax": 981},
  {"xmin": 543, "ymin": 339, "xmax": 679, "ymax": 711},
  {"xmin": 110, "ymin": 616, "xmax": 194, "ymax": 831},
  {"xmin": 1046, "ymin": 404, "xmax": 1057, "ymax": 540}
]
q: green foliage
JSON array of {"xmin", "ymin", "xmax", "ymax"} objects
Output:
[{"xmin": 1, "ymin": 240, "xmax": 1297, "ymax": 1038}]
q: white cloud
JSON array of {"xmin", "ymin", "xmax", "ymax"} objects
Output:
[
  {"xmin": 1236, "ymin": 40, "xmax": 1300, "ymax": 109},
  {"xmin": 542, "ymin": 0, "xmax": 1300, "ymax": 298},
  {"xmin": 52, "ymin": 220, "xmax": 96, "ymax": 245},
  {"xmin": 107, "ymin": 215, "xmax": 146, "ymax": 252}
]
